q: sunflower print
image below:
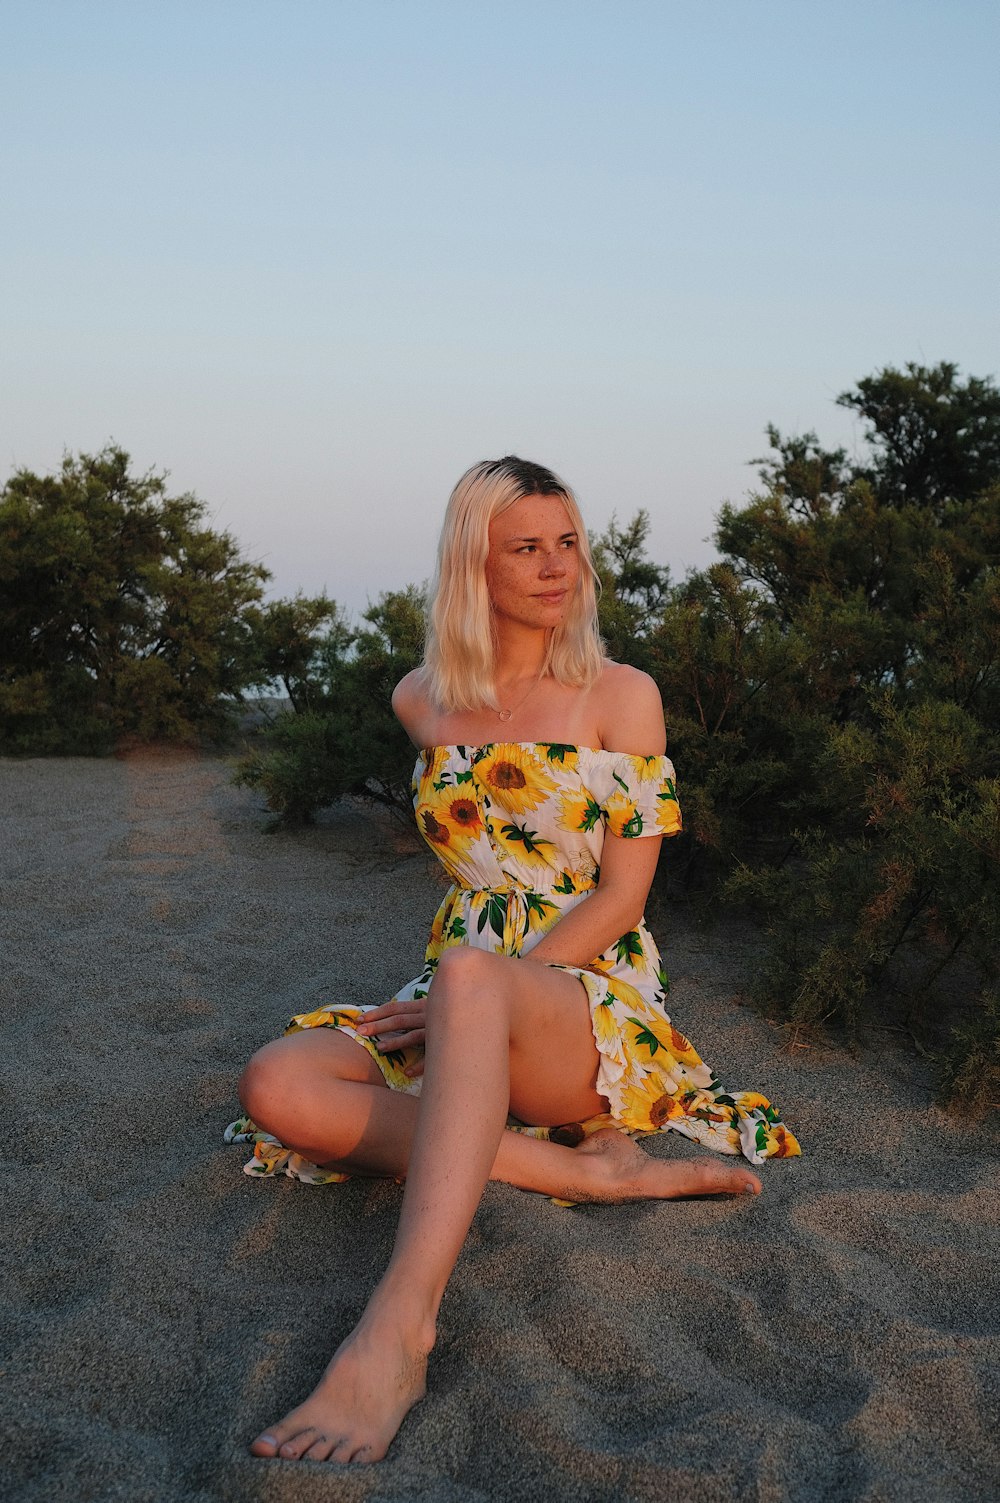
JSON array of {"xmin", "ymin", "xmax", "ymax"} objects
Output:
[
  {"xmin": 476, "ymin": 744, "xmax": 557, "ymax": 815},
  {"xmin": 557, "ymin": 787, "xmax": 604, "ymax": 834},
  {"xmin": 228, "ymin": 742, "xmax": 800, "ymax": 1182},
  {"xmin": 656, "ymin": 779, "xmax": 682, "ymax": 837}
]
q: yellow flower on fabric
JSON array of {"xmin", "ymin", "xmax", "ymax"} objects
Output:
[
  {"xmin": 623, "ymin": 754, "xmax": 664, "ymax": 784},
  {"xmin": 605, "ymin": 974, "xmax": 647, "ymax": 1013},
  {"xmin": 604, "ymin": 789, "xmax": 643, "ymax": 837},
  {"xmin": 420, "ymin": 745, "xmax": 450, "ymax": 788},
  {"xmin": 761, "ymin": 1124, "xmax": 801, "ymax": 1159},
  {"xmin": 523, "ymin": 890, "xmax": 559, "ymax": 934},
  {"xmin": 625, "ymin": 1009, "xmax": 686, "ymax": 1061},
  {"xmin": 286, "ymin": 1004, "xmax": 362, "ymax": 1034},
  {"xmin": 679, "ymin": 1084, "xmax": 738, "ymax": 1127},
  {"xmin": 416, "ymin": 784, "xmax": 483, "ymax": 855},
  {"xmin": 417, "ymin": 805, "xmax": 454, "ymax": 851},
  {"xmin": 592, "ymin": 997, "xmax": 623, "ymax": 1046},
  {"xmin": 439, "ymin": 785, "xmax": 484, "ymax": 838},
  {"xmin": 362, "ymin": 1043, "xmax": 416, "ymax": 1092},
  {"xmin": 492, "ymin": 819, "xmax": 556, "ymax": 873},
  {"xmin": 667, "ymin": 1022, "xmax": 705, "ymax": 1069},
  {"xmin": 557, "ymin": 787, "xmax": 603, "ymax": 834},
  {"xmin": 620, "ymin": 1069, "xmax": 684, "ymax": 1131},
  {"xmin": 426, "ymin": 899, "xmax": 449, "ymax": 959},
  {"xmin": 476, "ymin": 745, "xmax": 556, "ymax": 815},
  {"xmin": 541, "ymin": 744, "xmax": 579, "ymax": 772},
  {"xmin": 656, "ymin": 782, "xmax": 682, "ymax": 836}
]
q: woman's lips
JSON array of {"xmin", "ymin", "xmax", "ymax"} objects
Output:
[{"xmin": 535, "ymin": 590, "xmax": 567, "ymax": 603}]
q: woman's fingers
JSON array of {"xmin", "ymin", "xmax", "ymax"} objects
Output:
[
  {"xmin": 376, "ymin": 1027, "xmax": 425, "ymax": 1053},
  {"xmin": 356, "ymin": 1003, "xmax": 425, "ymax": 1039},
  {"xmin": 354, "ymin": 1004, "xmax": 394, "ymax": 1028},
  {"xmin": 358, "ymin": 1014, "xmax": 424, "ymax": 1040},
  {"xmin": 354, "ymin": 1003, "xmax": 427, "ymax": 1064}
]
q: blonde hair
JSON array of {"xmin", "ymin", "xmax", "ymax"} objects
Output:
[{"xmin": 423, "ymin": 456, "xmax": 604, "ymax": 712}]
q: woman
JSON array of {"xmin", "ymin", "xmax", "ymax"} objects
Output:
[{"xmin": 231, "ymin": 456, "xmax": 798, "ymax": 1466}]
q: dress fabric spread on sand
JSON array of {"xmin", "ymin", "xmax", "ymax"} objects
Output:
[{"xmin": 226, "ymin": 742, "xmax": 800, "ymax": 1181}]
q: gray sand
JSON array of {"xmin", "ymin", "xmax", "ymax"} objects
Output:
[{"xmin": 2, "ymin": 749, "xmax": 997, "ymax": 1503}]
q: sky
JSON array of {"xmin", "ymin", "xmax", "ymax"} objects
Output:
[{"xmin": 2, "ymin": 0, "xmax": 998, "ymax": 616}]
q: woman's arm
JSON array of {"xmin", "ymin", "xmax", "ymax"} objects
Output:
[
  {"xmin": 522, "ymin": 832, "xmax": 663, "ymax": 967},
  {"xmin": 391, "ymin": 668, "xmax": 429, "ymax": 749},
  {"xmin": 525, "ymin": 664, "xmax": 668, "ymax": 968}
]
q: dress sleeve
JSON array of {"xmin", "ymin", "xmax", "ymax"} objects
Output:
[{"xmin": 601, "ymin": 753, "xmax": 682, "ymax": 839}]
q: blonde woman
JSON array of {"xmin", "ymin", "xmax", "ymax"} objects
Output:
[{"xmin": 232, "ymin": 456, "xmax": 798, "ymax": 1466}]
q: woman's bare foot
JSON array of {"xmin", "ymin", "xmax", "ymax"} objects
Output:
[
  {"xmin": 249, "ymin": 1304, "xmax": 433, "ymax": 1465},
  {"xmin": 568, "ymin": 1127, "xmax": 762, "ymax": 1203}
]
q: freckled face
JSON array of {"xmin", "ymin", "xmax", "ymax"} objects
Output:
[{"xmin": 485, "ymin": 493, "xmax": 581, "ymax": 628}]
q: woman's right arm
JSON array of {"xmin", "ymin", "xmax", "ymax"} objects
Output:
[{"xmin": 391, "ymin": 668, "xmax": 428, "ymax": 749}]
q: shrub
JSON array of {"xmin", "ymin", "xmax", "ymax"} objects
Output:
[
  {"xmin": 234, "ymin": 586, "xmax": 424, "ymax": 823},
  {"xmin": 0, "ymin": 447, "xmax": 268, "ymax": 751}
]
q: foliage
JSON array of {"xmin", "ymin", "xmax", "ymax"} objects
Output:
[
  {"xmin": 234, "ymin": 586, "xmax": 425, "ymax": 823},
  {"xmin": 243, "ymin": 594, "xmax": 351, "ymax": 714},
  {"xmin": 837, "ymin": 360, "xmax": 1000, "ymax": 511},
  {"xmin": 0, "ymin": 447, "xmax": 268, "ymax": 749},
  {"xmin": 608, "ymin": 362, "xmax": 999, "ymax": 1112},
  {"xmin": 591, "ymin": 510, "xmax": 671, "ymax": 664}
]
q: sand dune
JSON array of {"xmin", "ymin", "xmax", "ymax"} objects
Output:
[{"xmin": 2, "ymin": 748, "xmax": 997, "ymax": 1502}]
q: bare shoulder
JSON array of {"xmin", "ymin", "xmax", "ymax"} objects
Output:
[
  {"xmin": 391, "ymin": 668, "xmax": 430, "ymax": 744},
  {"xmin": 595, "ymin": 661, "xmax": 666, "ymax": 755}
]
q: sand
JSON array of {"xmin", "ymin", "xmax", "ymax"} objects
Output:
[{"xmin": 2, "ymin": 747, "xmax": 997, "ymax": 1503}]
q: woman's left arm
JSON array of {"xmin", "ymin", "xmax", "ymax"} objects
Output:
[
  {"xmin": 522, "ymin": 833, "xmax": 663, "ymax": 967},
  {"xmin": 524, "ymin": 665, "xmax": 667, "ymax": 969}
]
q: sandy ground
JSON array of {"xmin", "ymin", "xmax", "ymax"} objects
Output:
[{"xmin": 2, "ymin": 748, "xmax": 998, "ymax": 1503}]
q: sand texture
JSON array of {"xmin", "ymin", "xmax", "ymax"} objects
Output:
[{"xmin": 2, "ymin": 748, "xmax": 998, "ymax": 1502}]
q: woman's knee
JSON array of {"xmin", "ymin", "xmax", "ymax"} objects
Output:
[
  {"xmin": 239, "ymin": 1028, "xmax": 385, "ymax": 1123},
  {"xmin": 426, "ymin": 947, "xmax": 513, "ymax": 1030},
  {"xmin": 430, "ymin": 945, "xmax": 498, "ymax": 995},
  {"xmin": 238, "ymin": 1038, "xmax": 291, "ymax": 1121}
]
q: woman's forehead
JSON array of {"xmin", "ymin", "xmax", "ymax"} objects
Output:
[{"xmin": 489, "ymin": 492, "xmax": 574, "ymax": 542}]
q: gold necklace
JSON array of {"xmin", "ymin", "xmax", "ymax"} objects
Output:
[{"xmin": 496, "ymin": 668, "xmax": 545, "ymax": 722}]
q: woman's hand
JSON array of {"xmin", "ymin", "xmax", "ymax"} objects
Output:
[{"xmin": 355, "ymin": 998, "xmax": 426, "ymax": 1073}]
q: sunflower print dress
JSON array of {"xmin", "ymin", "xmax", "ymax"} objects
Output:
[{"xmin": 226, "ymin": 743, "xmax": 799, "ymax": 1182}]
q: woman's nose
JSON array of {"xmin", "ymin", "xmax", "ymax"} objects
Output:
[{"xmin": 539, "ymin": 550, "xmax": 566, "ymax": 577}]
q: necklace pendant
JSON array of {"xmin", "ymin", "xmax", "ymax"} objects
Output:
[{"xmin": 497, "ymin": 708, "xmax": 513, "ymax": 722}]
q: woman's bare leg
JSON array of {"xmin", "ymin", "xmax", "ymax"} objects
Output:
[
  {"xmin": 239, "ymin": 1031, "xmax": 759, "ymax": 1202},
  {"xmin": 240, "ymin": 952, "xmax": 760, "ymax": 1465}
]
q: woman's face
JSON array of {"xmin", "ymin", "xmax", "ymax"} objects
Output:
[{"xmin": 485, "ymin": 492, "xmax": 581, "ymax": 630}]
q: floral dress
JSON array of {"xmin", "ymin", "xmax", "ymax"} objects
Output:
[{"xmin": 226, "ymin": 742, "xmax": 800, "ymax": 1182}]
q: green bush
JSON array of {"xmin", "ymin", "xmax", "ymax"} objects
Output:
[
  {"xmin": 234, "ymin": 586, "xmax": 424, "ymax": 823},
  {"xmin": 595, "ymin": 363, "xmax": 1000, "ymax": 1111},
  {"xmin": 0, "ymin": 446, "xmax": 268, "ymax": 751},
  {"xmin": 234, "ymin": 711, "xmax": 353, "ymax": 824}
]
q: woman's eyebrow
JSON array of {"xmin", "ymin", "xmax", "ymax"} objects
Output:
[{"xmin": 506, "ymin": 530, "xmax": 578, "ymax": 543}]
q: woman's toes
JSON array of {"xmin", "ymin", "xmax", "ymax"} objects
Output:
[
  {"xmin": 248, "ymin": 1432, "xmax": 279, "ymax": 1457},
  {"xmin": 303, "ymin": 1434, "xmax": 342, "ymax": 1462},
  {"xmin": 278, "ymin": 1429, "xmax": 316, "ymax": 1459}
]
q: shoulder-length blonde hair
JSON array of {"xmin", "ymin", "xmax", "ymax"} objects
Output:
[{"xmin": 423, "ymin": 456, "xmax": 604, "ymax": 712}]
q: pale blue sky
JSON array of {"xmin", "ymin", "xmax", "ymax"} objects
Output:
[{"xmin": 2, "ymin": 0, "xmax": 997, "ymax": 613}]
